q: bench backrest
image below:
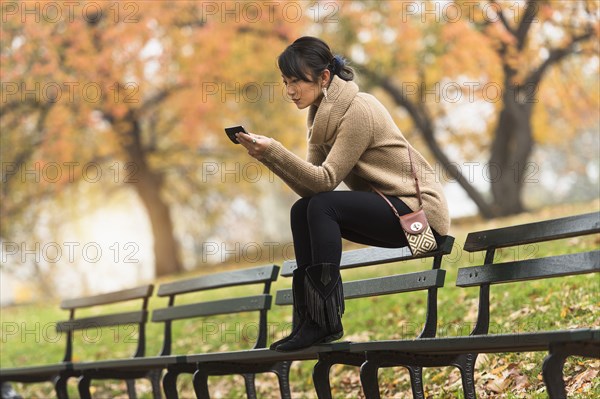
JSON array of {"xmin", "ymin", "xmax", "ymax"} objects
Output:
[
  {"xmin": 57, "ymin": 284, "xmax": 154, "ymax": 363},
  {"xmin": 153, "ymin": 264, "xmax": 280, "ymax": 355},
  {"xmin": 459, "ymin": 212, "xmax": 600, "ymax": 335},
  {"xmin": 276, "ymin": 236, "xmax": 455, "ymax": 339}
]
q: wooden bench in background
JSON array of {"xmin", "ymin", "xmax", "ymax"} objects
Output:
[
  {"xmin": 0, "ymin": 285, "xmax": 155, "ymax": 399},
  {"xmin": 73, "ymin": 264, "xmax": 283, "ymax": 399}
]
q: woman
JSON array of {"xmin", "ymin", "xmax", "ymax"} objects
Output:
[{"xmin": 236, "ymin": 36, "xmax": 450, "ymax": 352}]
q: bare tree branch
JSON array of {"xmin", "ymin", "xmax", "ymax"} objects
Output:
[
  {"xmin": 489, "ymin": 0, "xmax": 516, "ymax": 36},
  {"xmin": 526, "ymin": 29, "xmax": 595, "ymax": 86},
  {"xmin": 516, "ymin": 0, "xmax": 539, "ymax": 50}
]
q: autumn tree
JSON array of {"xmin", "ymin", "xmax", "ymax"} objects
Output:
[
  {"xmin": 322, "ymin": 0, "xmax": 599, "ymax": 217},
  {"xmin": 1, "ymin": 2, "xmax": 307, "ymax": 277}
]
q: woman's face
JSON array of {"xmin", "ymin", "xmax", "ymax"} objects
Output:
[{"xmin": 282, "ymin": 69, "xmax": 329, "ymax": 109}]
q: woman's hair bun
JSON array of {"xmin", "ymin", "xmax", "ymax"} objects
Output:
[
  {"xmin": 331, "ymin": 55, "xmax": 343, "ymax": 74},
  {"xmin": 331, "ymin": 54, "xmax": 354, "ymax": 81}
]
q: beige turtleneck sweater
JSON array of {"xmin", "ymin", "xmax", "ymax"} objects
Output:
[{"xmin": 260, "ymin": 75, "xmax": 450, "ymax": 236}]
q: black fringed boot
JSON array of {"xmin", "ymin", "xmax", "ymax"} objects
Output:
[
  {"xmin": 275, "ymin": 263, "xmax": 344, "ymax": 352},
  {"xmin": 269, "ymin": 268, "xmax": 307, "ymax": 349}
]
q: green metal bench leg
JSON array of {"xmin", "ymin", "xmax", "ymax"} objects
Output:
[
  {"xmin": 242, "ymin": 373, "xmax": 257, "ymax": 399},
  {"xmin": 542, "ymin": 352, "xmax": 567, "ymax": 399},
  {"xmin": 54, "ymin": 375, "xmax": 70, "ymax": 399},
  {"xmin": 313, "ymin": 358, "xmax": 333, "ymax": 399},
  {"xmin": 359, "ymin": 360, "xmax": 381, "ymax": 399},
  {"xmin": 406, "ymin": 365, "xmax": 425, "ymax": 399},
  {"xmin": 77, "ymin": 375, "xmax": 92, "ymax": 399},
  {"xmin": 148, "ymin": 370, "xmax": 163, "ymax": 399},
  {"xmin": 126, "ymin": 379, "xmax": 137, "ymax": 399},
  {"xmin": 542, "ymin": 341, "xmax": 600, "ymax": 399},
  {"xmin": 192, "ymin": 370, "xmax": 210, "ymax": 399},
  {"xmin": 271, "ymin": 361, "xmax": 293, "ymax": 399},
  {"xmin": 162, "ymin": 370, "xmax": 180, "ymax": 399},
  {"xmin": 359, "ymin": 361, "xmax": 425, "ymax": 399},
  {"xmin": 452, "ymin": 353, "xmax": 477, "ymax": 399}
]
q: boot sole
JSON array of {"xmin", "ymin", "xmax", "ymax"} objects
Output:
[
  {"xmin": 274, "ymin": 330, "xmax": 344, "ymax": 352},
  {"xmin": 269, "ymin": 320, "xmax": 307, "ymax": 350},
  {"xmin": 321, "ymin": 330, "xmax": 343, "ymax": 343},
  {"xmin": 269, "ymin": 336, "xmax": 292, "ymax": 350}
]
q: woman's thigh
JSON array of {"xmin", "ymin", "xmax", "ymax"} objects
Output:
[{"xmin": 307, "ymin": 191, "xmax": 413, "ymax": 248}]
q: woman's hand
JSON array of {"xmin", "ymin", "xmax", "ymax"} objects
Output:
[{"xmin": 236, "ymin": 131, "xmax": 272, "ymax": 160}]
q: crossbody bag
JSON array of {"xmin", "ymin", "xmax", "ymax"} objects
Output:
[{"xmin": 371, "ymin": 146, "xmax": 438, "ymax": 256}]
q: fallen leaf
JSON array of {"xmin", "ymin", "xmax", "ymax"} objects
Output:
[{"xmin": 566, "ymin": 368, "xmax": 599, "ymax": 395}]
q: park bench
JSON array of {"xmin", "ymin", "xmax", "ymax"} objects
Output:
[
  {"xmin": 0, "ymin": 284, "xmax": 156, "ymax": 399},
  {"xmin": 183, "ymin": 236, "xmax": 455, "ymax": 398},
  {"xmin": 4, "ymin": 213, "xmax": 596, "ymax": 398},
  {"xmin": 72, "ymin": 264, "xmax": 283, "ymax": 399},
  {"xmin": 339, "ymin": 211, "xmax": 600, "ymax": 398}
]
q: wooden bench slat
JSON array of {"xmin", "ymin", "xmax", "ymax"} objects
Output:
[
  {"xmin": 182, "ymin": 329, "xmax": 600, "ymax": 364},
  {"xmin": 157, "ymin": 265, "xmax": 279, "ymax": 296},
  {"xmin": 56, "ymin": 311, "xmax": 147, "ymax": 332},
  {"xmin": 0, "ymin": 364, "xmax": 69, "ymax": 382},
  {"xmin": 344, "ymin": 269, "xmax": 446, "ymax": 299},
  {"xmin": 282, "ymin": 236, "xmax": 454, "ymax": 276},
  {"xmin": 456, "ymin": 251, "xmax": 600, "ymax": 287},
  {"xmin": 71, "ymin": 355, "xmax": 183, "ymax": 372},
  {"xmin": 275, "ymin": 270, "xmax": 446, "ymax": 305},
  {"xmin": 185, "ymin": 345, "xmax": 334, "ymax": 364},
  {"xmin": 349, "ymin": 328, "xmax": 599, "ymax": 354},
  {"xmin": 60, "ymin": 285, "xmax": 154, "ymax": 309},
  {"xmin": 152, "ymin": 294, "xmax": 271, "ymax": 322},
  {"xmin": 464, "ymin": 212, "xmax": 600, "ymax": 252}
]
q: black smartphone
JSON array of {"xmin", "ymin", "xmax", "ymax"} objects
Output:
[{"xmin": 224, "ymin": 125, "xmax": 249, "ymax": 144}]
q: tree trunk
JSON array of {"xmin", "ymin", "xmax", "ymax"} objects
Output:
[
  {"xmin": 120, "ymin": 116, "xmax": 183, "ymax": 277},
  {"xmin": 132, "ymin": 167, "xmax": 182, "ymax": 277},
  {"xmin": 489, "ymin": 81, "xmax": 535, "ymax": 216}
]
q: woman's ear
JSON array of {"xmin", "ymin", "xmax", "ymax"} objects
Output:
[{"xmin": 321, "ymin": 69, "xmax": 331, "ymax": 86}]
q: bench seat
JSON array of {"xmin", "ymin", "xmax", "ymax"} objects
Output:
[
  {"xmin": 349, "ymin": 328, "xmax": 599, "ymax": 354},
  {"xmin": 72, "ymin": 342, "xmax": 342, "ymax": 373},
  {"xmin": 186, "ymin": 342, "xmax": 352, "ymax": 364},
  {"xmin": 0, "ymin": 364, "xmax": 70, "ymax": 382}
]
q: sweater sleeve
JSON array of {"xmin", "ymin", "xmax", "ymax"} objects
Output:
[
  {"xmin": 307, "ymin": 143, "xmax": 327, "ymax": 166},
  {"xmin": 260, "ymin": 153, "xmax": 315, "ymax": 197},
  {"xmin": 261, "ymin": 100, "xmax": 373, "ymax": 196}
]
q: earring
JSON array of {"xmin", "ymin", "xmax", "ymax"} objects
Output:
[{"xmin": 322, "ymin": 86, "xmax": 328, "ymax": 101}]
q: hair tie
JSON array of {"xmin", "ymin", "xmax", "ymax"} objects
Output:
[{"xmin": 330, "ymin": 55, "xmax": 342, "ymax": 74}]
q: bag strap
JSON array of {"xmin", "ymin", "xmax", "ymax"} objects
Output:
[
  {"xmin": 407, "ymin": 145, "xmax": 423, "ymax": 209},
  {"xmin": 371, "ymin": 145, "xmax": 424, "ymax": 218},
  {"xmin": 371, "ymin": 185, "xmax": 402, "ymax": 221}
]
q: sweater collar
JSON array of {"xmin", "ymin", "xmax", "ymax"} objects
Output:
[{"xmin": 307, "ymin": 75, "xmax": 359, "ymax": 145}]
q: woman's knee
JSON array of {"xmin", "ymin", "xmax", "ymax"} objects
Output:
[
  {"xmin": 290, "ymin": 197, "xmax": 312, "ymax": 221},
  {"xmin": 291, "ymin": 193, "xmax": 338, "ymax": 226},
  {"xmin": 306, "ymin": 192, "xmax": 338, "ymax": 220}
]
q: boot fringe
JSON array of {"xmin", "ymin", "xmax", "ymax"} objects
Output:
[{"xmin": 305, "ymin": 273, "xmax": 345, "ymax": 332}]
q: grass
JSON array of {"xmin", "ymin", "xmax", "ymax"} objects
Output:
[{"xmin": 1, "ymin": 200, "xmax": 599, "ymax": 398}]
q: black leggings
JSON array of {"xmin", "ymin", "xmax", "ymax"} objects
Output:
[{"xmin": 290, "ymin": 191, "xmax": 440, "ymax": 269}]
